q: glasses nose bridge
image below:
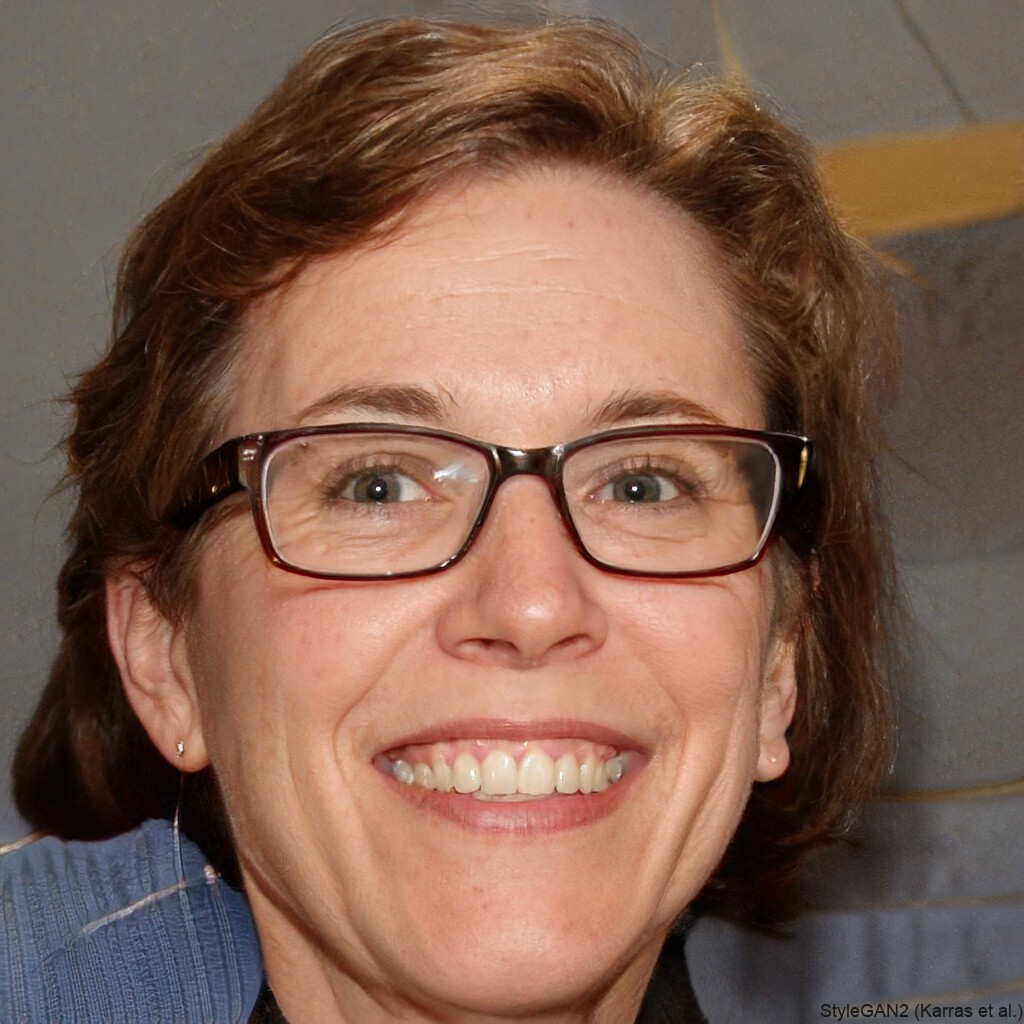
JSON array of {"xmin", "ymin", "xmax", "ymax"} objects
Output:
[
  {"xmin": 495, "ymin": 444, "xmax": 559, "ymax": 480},
  {"xmin": 488, "ymin": 443, "xmax": 567, "ymax": 519}
]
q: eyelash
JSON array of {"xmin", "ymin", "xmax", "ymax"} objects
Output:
[
  {"xmin": 590, "ymin": 456, "xmax": 705, "ymax": 497},
  {"xmin": 320, "ymin": 457, "xmax": 433, "ymax": 502}
]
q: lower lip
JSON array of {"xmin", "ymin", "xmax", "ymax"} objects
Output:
[{"xmin": 377, "ymin": 764, "xmax": 638, "ymax": 835}]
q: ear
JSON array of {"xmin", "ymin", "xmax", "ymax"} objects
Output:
[
  {"xmin": 754, "ymin": 635, "xmax": 798, "ymax": 782},
  {"xmin": 106, "ymin": 570, "xmax": 209, "ymax": 772}
]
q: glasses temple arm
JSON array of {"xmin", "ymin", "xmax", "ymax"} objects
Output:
[
  {"xmin": 780, "ymin": 438, "xmax": 820, "ymax": 555},
  {"xmin": 165, "ymin": 441, "xmax": 244, "ymax": 530}
]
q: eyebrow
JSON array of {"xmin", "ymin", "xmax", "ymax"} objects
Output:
[
  {"xmin": 585, "ymin": 389, "xmax": 725, "ymax": 429},
  {"xmin": 296, "ymin": 382, "xmax": 722, "ymax": 431},
  {"xmin": 297, "ymin": 383, "xmax": 451, "ymax": 424}
]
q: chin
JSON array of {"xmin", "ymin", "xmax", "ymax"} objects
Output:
[{"xmin": 385, "ymin": 912, "xmax": 661, "ymax": 1019}]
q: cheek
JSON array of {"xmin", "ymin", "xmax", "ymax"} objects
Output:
[
  {"xmin": 626, "ymin": 577, "xmax": 774, "ymax": 707},
  {"xmin": 185, "ymin": 545, "xmax": 429, "ymax": 762}
]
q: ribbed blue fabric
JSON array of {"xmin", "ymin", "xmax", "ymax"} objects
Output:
[{"xmin": 1, "ymin": 819, "xmax": 263, "ymax": 1023}]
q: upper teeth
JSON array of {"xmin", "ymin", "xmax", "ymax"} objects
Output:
[{"xmin": 387, "ymin": 742, "xmax": 625, "ymax": 799}]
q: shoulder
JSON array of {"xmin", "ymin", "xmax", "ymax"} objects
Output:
[{"xmin": 1, "ymin": 819, "xmax": 263, "ymax": 1023}]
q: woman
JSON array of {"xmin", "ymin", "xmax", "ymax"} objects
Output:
[{"xmin": 6, "ymin": 16, "xmax": 897, "ymax": 1023}]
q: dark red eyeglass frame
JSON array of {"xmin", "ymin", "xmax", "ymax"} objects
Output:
[{"xmin": 167, "ymin": 422, "xmax": 817, "ymax": 581}]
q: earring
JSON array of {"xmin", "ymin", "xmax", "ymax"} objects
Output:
[
  {"xmin": 175, "ymin": 740, "xmax": 185, "ymax": 759},
  {"xmin": 768, "ymin": 753, "xmax": 779, "ymax": 765}
]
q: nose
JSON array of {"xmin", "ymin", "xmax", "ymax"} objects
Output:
[{"xmin": 435, "ymin": 476, "xmax": 608, "ymax": 669}]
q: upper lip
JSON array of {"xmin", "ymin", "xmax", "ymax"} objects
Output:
[{"xmin": 377, "ymin": 718, "xmax": 645, "ymax": 755}]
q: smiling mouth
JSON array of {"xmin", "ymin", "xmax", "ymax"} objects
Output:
[{"xmin": 377, "ymin": 739, "xmax": 627, "ymax": 801}]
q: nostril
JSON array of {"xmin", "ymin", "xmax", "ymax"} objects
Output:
[
  {"xmin": 554, "ymin": 633, "xmax": 589, "ymax": 653},
  {"xmin": 545, "ymin": 633, "xmax": 600, "ymax": 666},
  {"xmin": 456, "ymin": 636, "xmax": 527, "ymax": 668},
  {"xmin": 455, "ymin": 631, "xmax": 596, "ymax": 670}
]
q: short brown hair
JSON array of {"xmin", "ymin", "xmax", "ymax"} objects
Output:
[{"xmin": 14, "ymin": 15, "xmax": 897, "ymax": 924}]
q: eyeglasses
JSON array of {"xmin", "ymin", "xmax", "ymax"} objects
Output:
[{"xmin": 169, "ymin": 423, "xmax": 814, "ymax": 580}]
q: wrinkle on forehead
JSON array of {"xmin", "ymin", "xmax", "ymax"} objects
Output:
[
  {"xmin": 230, "ymin": 164, "xmax": 761, "ymax": 441},
  {"xmin": 246, "ymin": 163, "xmax": 729, "ymax": 332},
  {"xmin": 427, "ymin": 243, "xmax": 577, "ymax": 266}
]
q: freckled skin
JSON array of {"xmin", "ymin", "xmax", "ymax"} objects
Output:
[{"xmin": 155, "ymin": 167, "xmax": 796, "ymax": 1022}]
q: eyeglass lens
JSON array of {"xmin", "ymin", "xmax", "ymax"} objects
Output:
[{"xmin": 260, "ymin": 431, "xmax": 781, "ymax": 578}]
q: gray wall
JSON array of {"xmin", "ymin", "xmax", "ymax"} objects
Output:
[{"xmin": 3, "ymin": 2, "xmax": 1021, "ymax": 1019}]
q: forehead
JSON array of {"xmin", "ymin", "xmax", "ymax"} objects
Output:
[{"xmin": 230, "ymin": 165, "xmax": 762, "ymax": 443}]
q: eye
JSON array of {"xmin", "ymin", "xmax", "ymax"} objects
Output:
[
  {"xmin": 333, "ymin": 467, "xmax": 430, "ymax": 504},
  {"xmin": 595, "ymin": 470, "xmax": 685, "ymax": 504}
]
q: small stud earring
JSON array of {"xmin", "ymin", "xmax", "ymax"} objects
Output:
[
  {"xmin": 175, "ymin": 740, "xmax": 185, "ymax": 759},
  {"xmin": 768, "ymin": 753, "xmax": 779, "ymax": 765}
]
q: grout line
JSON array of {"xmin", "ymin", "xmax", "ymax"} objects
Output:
[
  {"xmin": 897, "ymin": 976, "xmax": 1024, "ymax": 1007},
  {"xmin": 891, "ymin": 0, "xmax": 978, "ymax": 123},
  {"xmin": 707, "ymin": 0, "xmax": 747, "ymax": 80},
  {"xmin": 798, "ymin": 891, "xmax": 1024, "ymax": 917},
  {"xmin": 877, "ymin": 776, "xmax": 1024, "ymax": 802}
]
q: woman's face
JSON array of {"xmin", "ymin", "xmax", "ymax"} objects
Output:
[{"xmin": 147, "ymin": 166, "xmax": 796, "ymax": 1020}]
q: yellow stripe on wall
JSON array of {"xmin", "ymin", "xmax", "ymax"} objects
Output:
[{"xmin": 818, "ymin": 120, "xmax": 1024, "ymax": 239}]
